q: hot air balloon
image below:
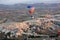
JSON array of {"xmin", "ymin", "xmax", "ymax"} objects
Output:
[
  {"xmin": 27, "ymin": 6, "xmax": 35, "ymax": 19},
  {"xmin": 29, "ymin": 6, "xmax": 35, "ymax": 14},
  {"xmin": 27, "ymin": 6, "xmax": 35, "ymax": 14}
]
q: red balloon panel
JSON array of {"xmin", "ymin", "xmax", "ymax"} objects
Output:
[{"xmin": 29, "ymin": 7, "xmax": 35, "ymax": 14}]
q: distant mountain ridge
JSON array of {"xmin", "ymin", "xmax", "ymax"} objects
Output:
[{"xmin": 0, "ymin": 3, "xmax": 60, "ymax": 10}]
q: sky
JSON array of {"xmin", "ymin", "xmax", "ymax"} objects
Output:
[{"xmin": 0, "ymin": 0, "xmax": 60, "ymax": 5}]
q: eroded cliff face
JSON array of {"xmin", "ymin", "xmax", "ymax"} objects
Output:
[
  {"xmin": 0, "ymin": 22, "xmax": 29, "ymax": 36},
  {"xmin": 0, "ymin": 19, "xmax": 41, "ymax": 36},
  {"xmin": 0, "ymin": 18, "xmax": 59, "ymax": 37}
]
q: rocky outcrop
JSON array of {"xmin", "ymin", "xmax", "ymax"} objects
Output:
[
  {"xmin": 0, "ymin": 18, "xmax": 59, "ymax": 37},
  {"xmin": 0, "ymin": 18, "xmax": 7, "ymax": 24}
]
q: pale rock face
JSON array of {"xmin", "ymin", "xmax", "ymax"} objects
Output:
[
  {"xmin": 25, "ymin": 19, "xmax": 42, "ymax": 26},
  {"xmin": 16, "ymin": 29, "xmax": 23, "ymax": 36},
  {"xmin": 0, "ymin": 19, "xmax": 42, "ymax": 36},
  {"xmin": 0, "ymin": 22, "xmax": 29, "ymax": 36},
  {"xmin": 36, "ymin": 19, "xmax": 41, "ymax": 26},
  {"xmin": 0, "ymin": 18, "xmax": 59, "ymax": 36}
]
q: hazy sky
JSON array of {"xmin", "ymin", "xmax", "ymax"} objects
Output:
[{"xmin": 0, "ymin": 0, "xmax": 60, "ymax": 5}]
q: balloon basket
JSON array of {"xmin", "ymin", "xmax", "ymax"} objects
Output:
[{"xmin": 30, "ymin": 16, "xmax": 35, "ymax": 19}]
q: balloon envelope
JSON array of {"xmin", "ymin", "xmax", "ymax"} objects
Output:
[{"xmin": 29, "ymin": 7, "xmax": 35, "ymax": 14}]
